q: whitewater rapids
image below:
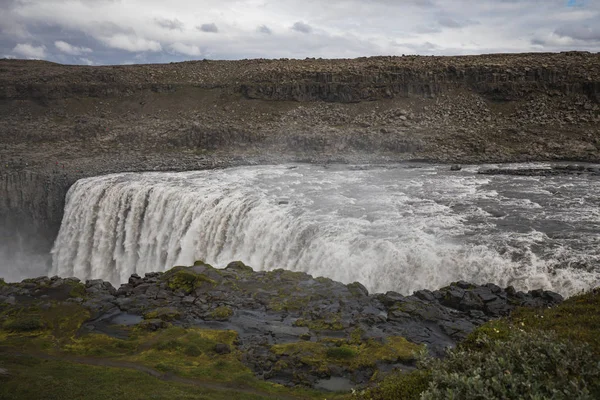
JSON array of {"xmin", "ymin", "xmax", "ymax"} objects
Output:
[{"xmin": 51, "ymin": 163, "xmax": 600, "ymax": 296}]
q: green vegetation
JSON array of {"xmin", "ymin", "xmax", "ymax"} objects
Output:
[
  {"xmin": 208, "ymin": 306, "xmax": 234, "ymax": 321},
  {"xmin": 67, "ymin": 281, "xmax": 87, "ymax": 298},
  {"xmin": 420, "ymin": 330, "xmax": 600, "ymax": 400},
  {"xmin": 0, "ymin": 301, "xmax": 332, "ymax": 400},
  {"xmin": 0, "ymin": 353, "xmax": 269, "ymax": 400},
  {"xmin": 293, "ymin": 314, "xmax": 344, "ymax": 331},
  {"xmin": 357, "ymin": 288, "xmax": 600, "ymax": 400},
  {"xmin": 0, "ymin": 278, "xmax": 6, "ymax": 287},
  {"xmin": 144, "ymin": 307, "xmax": 181, "ymax": 321},
  {"xmin": 2, "ymin": 316, "xmax": 44, "ymax": 332},
  {"xmin": 164, "ymin": 267, "xmax": 216, "ymax": 294},
  {"xmin": 273, "ymin": 336, "xmax": 422, "ymax": 374}
]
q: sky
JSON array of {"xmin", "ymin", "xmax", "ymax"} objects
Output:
[{"xmin": 0, "ymin": 0, "xmax": 599, "ymax": 65}]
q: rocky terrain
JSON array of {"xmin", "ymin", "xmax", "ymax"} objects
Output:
[{"xmin": 0, "ymin": 261, "xmax": 563, "ymax": 390}]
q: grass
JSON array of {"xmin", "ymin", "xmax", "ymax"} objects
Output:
[
  {"xmin": 272, "ymin": 336, "xmax": 423, "ymax": 372},
  {"xmin": 0, "ymin": 304, "xmax": 333, "ymax": 400},
  {"xmin": 0, "ymin": 354, "xmax": 269, "ymax": 400}
]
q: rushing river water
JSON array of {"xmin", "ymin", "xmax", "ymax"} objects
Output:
[{"xmin": 51, "ymin": 163, "xmax": 600, "ymax": 296}]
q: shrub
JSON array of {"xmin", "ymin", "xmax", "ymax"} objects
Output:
[
  {"xmin": 421, "ymin": 329, "xmax": 600, "ymax": 400},
  {"xmin": 183, "ymin": 344, "xmax": 202, "ymax": 357},
  {"xmin": 363, "ymin": 369, "xmax": 432, "ymax": 400},
  {"xmin": 155, "ymin": 339, "xmax": 182, "ymax": 352},
  {"xmin": 326, "ymin": 346, "xmax": 357, "ymax": 360},
  {"xmin": 3, "ymin": 316, "xmax": 44, "ymax": 332}
]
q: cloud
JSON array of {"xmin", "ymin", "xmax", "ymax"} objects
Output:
[
  {"xmin": 1, "ymin": 0, "xmax": 600, "ymax": 64},
  {"xmin": 170, "ymin": 42, "xmax": 201, "ymax": 56},
  {"xmin": 155, "ymin": 18, "xmax": 184, "ymax": 31},
  {"xmin": 55, "ymin": 40, "xmax": 92, "ymax": 55},
  {"xmin": 292, "ymin": 21, "xmax": 312, "ymax": 34},
  {"xmin": 258, "ymin": 25, "xmax": 272, "ymax": 35},
  {"xmin": 555, "ymin": 24, "xmax": 600, "ymax": 42},
  {"xmin": 12, "ymin": 43, "xmax": 46, "ymax": 59},
  {"xmin": 79, "ymin": 57, "xmax": 94, "ymax": 65},
  {"xmin": 198, "ymin": 23, "xmax": 218, "ymax": 33},
  {"xmin": 99, "ymin": 34, "xmax": 162, "ymax": 52}
]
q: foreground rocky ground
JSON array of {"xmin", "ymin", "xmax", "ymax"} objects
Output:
[{"xmin": 0, "ymin": 261, "xmax": 562, "ymax": 393}]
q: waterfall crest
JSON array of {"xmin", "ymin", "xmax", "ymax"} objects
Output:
[{"xmin": 51, "ymin": 165, "xmax": 600, "ymax": 295}]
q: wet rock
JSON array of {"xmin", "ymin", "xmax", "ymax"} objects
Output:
[{"xmin": 214, "ymin": 343, "xmax": 232, "ymax": 355}]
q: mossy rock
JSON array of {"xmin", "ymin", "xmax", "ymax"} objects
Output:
[
  {"xmin": 144, "ymin": 307, "xmax": 181, "ymax": 322},
  {"xmin": 207, "ymin": 306, "xmax": 234, "ymax": 321},
  {"xmin": 164, "ymin": 268, "xmax": 216, "ymax": 294},
  {"xmin": 67, "ymin": 282, "xmax": 87, "ymax": 298},
  {"xmin": 293, "ymin": 316, "xmax": 344, "ymax": 331},
  {"xmin": 347, "ymin": 282, "xmax": 369, "ymax": 297},
  {"xmin": 225, "ymin": 261, "xmax": 254, "ymax": 274}
]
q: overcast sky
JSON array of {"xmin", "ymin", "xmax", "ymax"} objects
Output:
[{"xmin": 1, "ymin": 0, "xmax": 598, "ymax": 65}]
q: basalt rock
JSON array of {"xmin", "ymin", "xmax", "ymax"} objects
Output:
[{"xmin": 0, "ymin": 262, "xmax": 563, "ymax": 388}]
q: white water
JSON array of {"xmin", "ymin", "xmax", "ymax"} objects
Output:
[{"xmin": 51, "ymin": 163, "xmax": 600, "ymax": 296}]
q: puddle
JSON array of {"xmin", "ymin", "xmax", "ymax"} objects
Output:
[
  {"xmin": 314, "ymin": 376, "xmax": 354, "ymax": 392},
  {"xmin": 110, "ymin": 313, "xmax": 143, "ymax": 326}
]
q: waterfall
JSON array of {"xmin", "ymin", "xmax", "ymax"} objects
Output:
[{"xmin": 51, "ymin": 165, "xmax": 600, "ymax": 296}]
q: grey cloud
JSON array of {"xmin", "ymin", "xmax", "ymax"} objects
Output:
[
  {"xmin": 155, "ymin": 18, "xmax": 184, "ymax": 31},
  {"xmin": 198, "ymin": 23, "xmax": 219, "ymax": 33},
  {"xmin": 12, "ymin": 43, "xmax": 46, "ymax": 59},
  {"xmin": 258, "ymin": 25, "xmax": 272, "ymax": 35},
  {"xmin": 438, "ymin": 16, "xmax": 479, "ymax": 29},
  {"xmin": 292, "ymin": 21, "xmax": 312, "ymax": 34},
  {"xmin": 555, "ymin": 24, "xmax": 600, "ymax": 42},
  {"xmin": 438, "ymin": 17, "xmax": 462, "ymax": 28}
]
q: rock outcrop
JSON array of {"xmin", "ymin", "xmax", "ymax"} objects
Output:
[{"xmin": 0, "ymin": 262, "xmax": 563, "ymax": 388}]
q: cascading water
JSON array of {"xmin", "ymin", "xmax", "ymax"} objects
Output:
[{"xmin": 51, "ymin": 163, "xmax": 600, "ymax": 296}]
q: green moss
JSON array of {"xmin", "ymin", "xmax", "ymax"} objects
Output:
[
  {"xmin": 0, "ymin": 278, "xmax": 6, "ymax": 287},
  {"xmin": 293, "ymin": 315, "xmax": 344, "ymax": 331},
  {"xmin": 350, "ymin": 327, "xmax": 365, "ymax": 344},
  {"xmin": 0, "ymin": 354, "xmax": 273, "ymax": 400},
  {"xmin": 183, "ymin": 344, "xmax": 202, "ymax": 357},
  {"xmin": 64, "ymin": 333, "xmax": 138, "ymax": 357},
  {"xmin": 0, "ymin": 303, "xmax": 90, "ymax": 351},
  {"xmin": 165, "ymin": 268, "xmax": 216, "ymax": 294},
  {"xmin": 226, "ymin": 261, "xmax": 254, "ymax": 273},
  {"xmin": 268, "ymin": 294, "xmax": 311, "ymax": 312},
  {"xmin": 67, "ymin": 282, "xmax": 87, "ymax": 298},
  {"xmin": 144, "ymin": 307, "xmax": 181, "ymax": 322},
  {"xmin": 208, "ymin": 306, "xmax": 234, "ymax": 321},
  {"xmin": 347, "ymin": 282, "xmax": 368, "ymax": 297},
  {"xmin": 326, "ymin": 346, "xmax": 357, "ymax": 360},
  {"xmin": 2, "ymin": 316, "xmax": 44, "ymax": 332},
  {"xmin": 361, "ymin": 370, "xmax": 432, "ymax": 400},
  {"xmin": 272, "ymin": 336, "xmax": 423, "ymax": 372}
]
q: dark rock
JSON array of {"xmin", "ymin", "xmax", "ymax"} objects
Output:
[{"xmin": 214, "ymin": 343, "xmax": 232, "ymax": 355}]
